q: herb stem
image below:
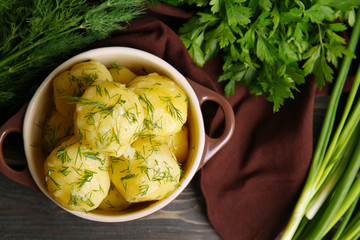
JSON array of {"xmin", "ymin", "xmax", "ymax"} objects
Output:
[
  {"xmin": 318, "ymin": 23, "xmax": 324, "ymax": 50},
  {"xmin": 301, "ymin": 125, "xmax": 360, "ymax": 239},
  {"xmin": 0, "ymin": 24, "xmax": 84, "ymax": 69},
  {"xmin": 294, "ymin": 0, "xmax": 305, "ymax": 15},
  {"xmin": 311, "ymin": 43, "xmax": 360, "ymax": 196},
  {"xmin": 0, "ymin": 54, "xmax": 47, "ymax": 76},
  {"xmin": 331, "ymin": 194, "xmax": 360, "ymax": 240},
  {"xmin": 280, "ymin": 8, "xmax": 360, "ymax": 240}
]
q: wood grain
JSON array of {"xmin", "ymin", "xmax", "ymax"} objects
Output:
[
  {"xmin": 0, "ymin": 172, "xmax": 221, "ymax": 240},
  {"xmin": 0, "ymin": 96, "xmax": 330, "ymax": 240}
]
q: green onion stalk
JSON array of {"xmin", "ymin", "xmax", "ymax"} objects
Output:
[{"xmin": 280, "ymin": 9, "xmax": 360, "ymax": 240}]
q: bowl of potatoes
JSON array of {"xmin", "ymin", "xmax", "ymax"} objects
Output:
[{"xmin": 0, "ymin": 47, "xmax": 235, "ymax": 222}]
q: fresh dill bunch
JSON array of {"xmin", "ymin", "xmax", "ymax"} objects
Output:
[{"xmin": 0, "ymin": 0, "xmax": 146, "ymax": 123}]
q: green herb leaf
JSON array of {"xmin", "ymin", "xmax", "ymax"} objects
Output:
[
  {"xmin": 168, "ymin": 0, "xmax": 359, "ymax": 112},
  {"xmin": 0, "ymin": 0, "xmax": 146, "ymax": 121},
  {"xmin": 225, "ymin": 1, "xmax": 252, "ymax": 27}
]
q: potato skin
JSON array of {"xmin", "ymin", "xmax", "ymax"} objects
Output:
[
  {"xmin": 109, "ymin": 65, "xmax": 137, "ymax": 84},
  {"xmin": 46, "ymin": 63, "xmax": 189, "ymax": 213},
  {"xmin": 53, "ymin": 60, "xmax": 113, "ymax": 119},
  {"xmin": 110, "ymin": 137, "xmax": 181, "ymax": 203},
  {"xmin": 127, "ymin": 73, "xmax": 188, "ymax": 137},
  {"xmin": 42, "ymin": 109, "xmax": 73, "ymax": 156},
  {"xmin": 53, "ymin": 70, "xmax": 74, "ymax": 119},
  {"xmin": 158, "ymin": 125, "xmax": 189, "ymax": 163},
  {"xmin": 44, "ymin": 136, "xmax": 111, "ymax": 212},
  {"xmin": 98, "ymin": 183, "xmax": 130, "ymax": 211},
  {"xmin": 70, "ymin": 60, "xmax": 113, "ymax": 84},
  {"xmin": 74, "ymin": 81, "xmax": 144, "ymax": 157}
]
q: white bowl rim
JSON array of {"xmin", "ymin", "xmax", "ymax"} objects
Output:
[{"xmin": 23, "ymin": 46, "xmax": 206, "ymax": 222}]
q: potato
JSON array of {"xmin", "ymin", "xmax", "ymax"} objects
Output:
[
  {"xmin": 53, "ymin": 60, "xmax": 113, "ymax": 118},
  {"xmin": 98, "ymin": 183, "xmax": 130, "ymax": 211},
  {"xmin": 157, "ymin": 125, "xmax": 188, "ymax": 163},
  {"xmin": 109, "ymin": 65, "xmax": 137, "ymax": 84},
  {"xmin": 127, "ymin": 73, "xmax": 188, "ymax": 137},
  {"xmin": 70, "ymin": 60, "xmax": 113, "ymax": 84},
  {"xmin": 111, "ymin": 137, "xmax": 181, "ymax": 203},
  {"xmin": 53, "ymin": 70, "xmax": 74, "ymax": 118},
  {"xmin": 74, "ymin": 81, "xmax": 144, "ymax": 157},
  {"xmin": 44, "ymin": 136, "xmax": 111, "ymax": 212},
  {"xmin": 42, "ymin": 109, "xmax": 73, "ymax": 156}
]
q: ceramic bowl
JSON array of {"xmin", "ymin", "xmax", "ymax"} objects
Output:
[{"xmin": 0, "ymin": 47, "xmax": 235, "ymax": 222}]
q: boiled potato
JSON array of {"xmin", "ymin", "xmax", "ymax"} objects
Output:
[
  {"xmin": 127, "ymin": 73, "xmax": 188, "ymax": 137},
  {"xmin": 42, "ymin": 109, "xmax": 74, "ymax": 156},
  {"xmin": 44, "ymin": 136, "xmax": 110, "ymax": 212},
  {"xmin": 74, "ymin": 81, "xmax": 145, "ymax": 157},
  {"xmin": 53, "ymin": 70, "xmax": 74, "ymax": 119},
  {"xmin": 53, "ymin": 60, "xmax": 113, "ymax": 118},
  {"xmin": 157, "ymin": 125, "xmax": 188, "ymax": 163},
  {"xmin": 111, "ymin": 137, "xmax": 181, "ymax": 203},
  {"xmin": 98, "ymin": 183, "xmax": 130, "ymax": 211},
  {"xmin": 70, "ymin": 60, "xmax": 113, "ymax": 83},
  {"xmin": 109, "ymin": 65, "xmax": 137, "ymax": 84}
]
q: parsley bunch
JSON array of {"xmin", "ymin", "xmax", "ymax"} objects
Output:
[
  {"xmin": 0, "ymin": 0, "xmax": 145, "ymax": 121},
  {"xmin": 161, "ymin": 0, "xmax": 360, "ymax": 111}
]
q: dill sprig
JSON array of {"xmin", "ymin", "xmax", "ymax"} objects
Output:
[
  {"xmin": 56, "ymin": 144, "xmax": 72, "ymax": 164},
  {"xmin": 0, "ymin": 0, "xmax": 146, "ymax": 123},
  {"xmin": 71, "ymin": 168, "xmax": 97, "ymax": 190},
  {"xmin": 159, "ymin": 96, "xmax": 184, "ymax": 124},
  {"xmin": 45, "ymin": 167, "xmax": 61, "ymax": 189},
  {"xmin": 138, "ymin": 93, "xmax": 155, "ymax": 115}
]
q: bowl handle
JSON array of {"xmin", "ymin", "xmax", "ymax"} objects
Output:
[
  {"xmin": 187, "ymin": 79, "xmax": 235, "ymax": 170},
  {"xmin": 0, "ymin": 105, "xmax": 38, "ymax": 190}
]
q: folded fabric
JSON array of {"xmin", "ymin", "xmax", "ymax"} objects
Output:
[{"xmin": 92, "ymin": 4, "xmax": 319, "ymax": 240}]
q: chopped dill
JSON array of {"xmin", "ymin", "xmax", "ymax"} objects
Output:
[
  {"xmin": 42, "ymin": 121, "xmax": 72, "ymax": 154},
  {"xmin": 123, "ymin": 109, "xmax": 138, "ymax": 124},
  {"xmin": 112, "ymin": 63, "xmax": 121, "ymax": 70},
  {"xmin": 138, "ymin": 93, "xmax": 154, "ymax": 115},
  {"xmin": 121, "ymin": 173, "xmax": 137, "ymax": 181},
  {"xmin": 59, "ymin": 166, "xmax": 71, "ymax": 176},
  {"xmin": 137, "ymin": 166, "xmax": 151, "ymax": 180},
  {"xmin": 82, "ymin": 152, "xmax": 105, "ymax": 165},
  {"xmin": 143, "ymin": 118, "xmax": 162, "ymax": 131},
  {"xmin": 139, "ymin": 184, "xmax": 150, "ymax": 196},
  {"xmin": 112, "ymin": 125, "xmax": 121, "ymax": 145},
  {"xmin": 120, "ymin": 173, "xmax": 137, "ymax": 193},
  {"xmin": 71, "ymin": 169, "xmax": 97, "ymax": 190},
  {"xmin": 151, "ymin": 165, "xmax": 176, "ymax": 183},
  {"xmin": 82, "ymin": 71, "xmax": 99, "ymax": 85},
  {"xmin": 104, "ymin": 200, "xmax": 115, "ymax": 208},
  {"xmin": 56, "ymin": 144, "xmax": 72, "ymax": 164},
  {"xmin": 159, "ymin": 96, "xmax": 184, "ymax": 124},
  {"xmin": 68, "ymin": 189, "xmax": 95, "ymax": 208},
  {"xmin": 45, "ymin": 168, "xmax": 61, "ymax": 189},
  {"xmin": 95, "ymin": 84, "xmax": 104, "ymax": 97},
  {"xmin": 115, "ymin": 95, "xmax": 126, "ymax": 105},
  {"xmin": 69, "ymin": 96, "xmax": 107, "ymax": 110},
  {"xmin": 95, "ymin": 130, "xmax": 112, "ymax": 148},
  {"xmin": 98, "ymin": 166, "xmax": 110, "ymax": 172},
  {"xmin": 174, "ymin": 92, "xmax": 182, "ymax": 98}
]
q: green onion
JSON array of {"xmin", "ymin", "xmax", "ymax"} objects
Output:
[
  {"xmin": 280, "ymin": 9, "xmax": 360, "ymax": 240},
  {"xmin": 297, "ymin": 124, "xmax": 360, "ymax": 239},
  {"xmin": 331, "ymin": 195, "xmax": 360, "ymax": 240}
]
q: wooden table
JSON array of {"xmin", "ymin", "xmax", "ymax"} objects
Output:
[{"xmin": 0, "ymin": 96, "xmax": 329, "ymax": 240}]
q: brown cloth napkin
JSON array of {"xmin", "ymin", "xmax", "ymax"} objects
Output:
[{"xmin": 93, "ymin": 4, "xmax": 318, "ymax": 240}]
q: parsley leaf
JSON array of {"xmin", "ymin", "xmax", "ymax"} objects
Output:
[{"xmin": 163, "ymin": 0, "xmax": 360, "ymax": 112}]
